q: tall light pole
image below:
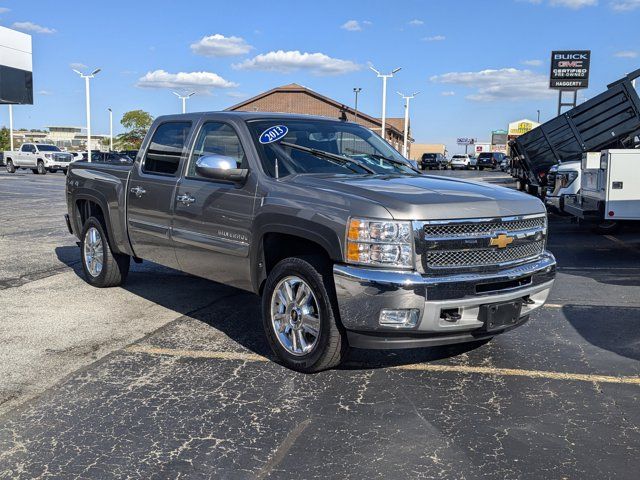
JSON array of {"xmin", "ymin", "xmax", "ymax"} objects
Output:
[
  {"xmin": 353, "ymin": 87, "xmax": 362, "ymax": 123},
  {"xmin": 537, "ymin": 109, "xmax": 540, "ymax": 123},
  {"xmin": 397, "ymin": 91, "xmax": 419, "ymax": 158},
  {"xmin": 107, "ymin": 108, "xmax": 113, "ymax": 151},
  {"xmin": 369, "ymin": 65, "xmax": 401, "ymax": 142},
  {"xmin": 173, "ymin": 91, "xmax": 195, "ymax": 114},
  {"xmin": 73, "ymin": 68, "xmax": 101, "ymax": 161},
  {"xmin": 8, "ymin": 105, "xmax": 14, "ymax": 152}
]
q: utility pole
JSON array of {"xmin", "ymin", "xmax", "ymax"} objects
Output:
[
  {"xmin": 353, "ymin": 87, "xmax": 362, "ymax": 123},
  {"xmin": 397, "ymin": 91, "xmax": 419, "ymax": 158},
  {"xmin": 8, "ymin": 105, "xmax": 14, "ymax": 151},
  {"xmin": 107, "ymin": 108, "xmax": 113, "ymax": 151},
  {"xmin": 173, "ymin": 91, "xmax": 195, "ymax": 114},
  {"xmin": 369, "ymin": 65, "xmax": 401, "ymax": 142},
  {"xmin": 73, "ymin": 68, "xmax": 101, "ymax": 161}
]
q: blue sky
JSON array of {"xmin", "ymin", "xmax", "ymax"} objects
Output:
[{"xmin": 1, "ymin": 0, "xmax": 639, "ymax": 152}]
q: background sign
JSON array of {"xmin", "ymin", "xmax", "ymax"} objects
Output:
[
  {"xmin": 550, "ymin": 50, "xmax": 590, "ymax": 90},
  {"xmin": 456, "ymin": 137, "xmax": 475, "ymax": 145},
  {"xmin": 0, "ymin": 26, "xmax": 33, "ymax": 104}
]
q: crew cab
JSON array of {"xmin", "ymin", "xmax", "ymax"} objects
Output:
[
  {"xmin": 4, "ymin": 143, "xmax": 74, "ymax": 174},
  {"xmin": 420, "ymin": 153, "xmax": 447, "ymax": 170},
  {"xmin": 64, "ymin": 112, "xmax": 556, "ymax": 372}
]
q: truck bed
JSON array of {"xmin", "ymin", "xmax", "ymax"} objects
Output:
[{"xmin": 510, "ymin": 69, "xmax": 640, "ymax": 191}]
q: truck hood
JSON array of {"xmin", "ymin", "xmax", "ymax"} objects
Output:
[{"xmin": 290, "ymin": 174, "xmax": 545, "ymax": 220}]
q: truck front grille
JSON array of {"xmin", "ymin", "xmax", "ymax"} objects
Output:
[{"xmin": 416, "ymin": 214, "xmax": 547, "ymax": 272}]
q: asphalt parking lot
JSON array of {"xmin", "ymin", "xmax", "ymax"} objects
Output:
[{"xmin": 1, "ymin": 168, "xmax": 639, "ymax": 479}]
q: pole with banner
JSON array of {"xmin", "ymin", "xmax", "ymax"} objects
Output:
[{"xmin": 457, "ymin": 137, "xmax": 475, "ymax": 155}]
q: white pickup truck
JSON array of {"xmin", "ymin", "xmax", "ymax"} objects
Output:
[{"xmin": 4, "ymin": 143, "xmax": 75, "ymax": 174}]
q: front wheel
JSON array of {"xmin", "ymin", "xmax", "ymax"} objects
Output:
[
  {"xmin": 80, "ymin": 217, "xmax": 130, "ymax": 287},
  {"xmin": 262, "ymin": 256, "xmax": 347, "ymax": 373},
  {"xmin": 6, "ymin": 160, "xmax": 15, "ymax": 173},
  {"xmin": 36, "ymin": 161, "xmax": 46, "ymax": 175}
]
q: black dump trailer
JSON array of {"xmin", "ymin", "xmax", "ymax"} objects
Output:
[{"xmin": 510, "ymin": 69, "xmax": 640, "ymax": 196}]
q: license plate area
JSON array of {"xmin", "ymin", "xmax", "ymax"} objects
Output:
[{"xmin": 480, "ymin": 300, "xmax": 523, "ymax": 332}]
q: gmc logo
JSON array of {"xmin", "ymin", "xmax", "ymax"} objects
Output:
[{"xmin": 558, "ymin": 61, "xmax": 583, "ymax": 67}]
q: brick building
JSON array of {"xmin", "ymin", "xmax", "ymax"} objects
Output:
[{"xmin": 226, "ymin": 83, "xmax": 408, "ymax": 153}]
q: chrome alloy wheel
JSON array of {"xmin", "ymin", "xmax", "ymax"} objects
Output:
[
  {"xmin": 83, "ymin": 226, "xmax": 104, "ymax": 277},
  {"xmin": 270, "ymin": 275, "xmax": 321, "ymax": 356}
]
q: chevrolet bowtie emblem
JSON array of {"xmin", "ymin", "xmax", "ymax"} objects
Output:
[{"xmin": 490, "ymin": 233, "xmax": 514, "ymax": 249}]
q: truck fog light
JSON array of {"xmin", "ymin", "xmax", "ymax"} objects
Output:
[{"xmin": 379, "ymin": 309, "xmax": 419, "ymax": 327}]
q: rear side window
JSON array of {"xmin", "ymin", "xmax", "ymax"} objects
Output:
[{"xmin": 143, "ymin": 122, "xmax": 191, "ymax": 175}]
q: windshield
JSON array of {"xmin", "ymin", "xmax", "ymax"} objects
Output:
[
  {"xmin": 37, "ymin": 145, "xmax": 61, "ymax": 152},
  {"xmin": 423, "ymin": 154, "xmax": 437, "ymax": 159},
  {"xmin": 248, "ymin": 119, "xmax": 416, "ymax": 177}
]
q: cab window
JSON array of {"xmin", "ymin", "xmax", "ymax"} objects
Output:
[
  {"xmin": 142, "ymin": 122, "xmax": 192, "ymax": 176},
  {"xmin": 187, "ymin": 122, "xmax": 246, "ymax": 179}
]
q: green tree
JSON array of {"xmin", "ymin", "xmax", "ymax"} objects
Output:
[
  {"xmin": 0, "ymin": 127, "xmax": 10, "ymax": 151},
  {"xmin": 116, "ymin": 110, "xmax": 153, "ymax": 149}
]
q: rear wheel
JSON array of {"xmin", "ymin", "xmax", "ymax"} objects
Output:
[
  {"xmin": 6, "ymin": 160, "xmax": 15, "ymax": 173},
  {"xmin": 262, "ymin": 256, "xmax": 347, "ymax": 373},
  {"xmin": 80, "ymin": 217, "xmax": 130, "ymax": 287},
  {"xmin": 36, "ymin": 161, "xmax": 46, "ymax": 175}
]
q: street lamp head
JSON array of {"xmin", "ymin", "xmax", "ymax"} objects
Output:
[
  {"xmin": 107, "ymin": 107, "xmax": 112, "ymax": 112},
  {"xmin": 187, "ymin": 92, "xmax": 196, "ymax": 98},
  {"xmin": 353, "ymin": 87, "xmax": 362, "ymax": 93},
  {"xmin": 412, "ymin": 91, "xmax": 420, "ymax": 97},
  {"xmin": 391, "ymin": 67, "xmax": 402, "ymax": 74},
  {"xmin": 91, "ymin": 68, "xmax": 101, "ymax": 76}
]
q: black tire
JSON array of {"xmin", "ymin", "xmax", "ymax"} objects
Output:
[
  {"xmin": 31, "ymin": 168, "xmax": 38, "ymax": 174},
  {"xmin": 262, "ymin": 256, "xmax": 347, "ymax": 373},
  {"xmin": 6, "ymin": 160, "xmax": 15, "ymax": 173},
  {"xmin": 36, "ymin": 161, "xmax": 46, "ymax": 175},
  {"xmin": 80, "ymin": 216, "xmax": 130, "ymax": 287},
  {"xmin": 593, "ymin": 220, "xmax": 621, "ymax": 235}
]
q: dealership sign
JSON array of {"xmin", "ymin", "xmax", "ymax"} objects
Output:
[
  {"xmin": 456, "ymin": 137, "xmax": 475, "ymax": 145},
  {"xmin": 550, "ymin": 50, "xmax": 590, "ymax": 89}
]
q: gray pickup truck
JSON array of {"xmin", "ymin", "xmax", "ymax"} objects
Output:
[{"xmin": 64, "ymin": 112, "xmax": 556, "ymax": 372}]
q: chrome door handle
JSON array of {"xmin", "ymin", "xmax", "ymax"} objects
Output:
[
  {"xmin": 176, "ymin": 194, "xmax": 195, "ymax": 205},
  {"xmin": 130, "ymin": 186, "xmax": 146, "ymax": 198}
]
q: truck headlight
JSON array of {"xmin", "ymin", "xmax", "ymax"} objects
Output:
[
  {"xmin": 560, "ymin": 171, "xmax": 578, "ymax": 188},
  {"xmin": 44, "ymin": 153, "xmax": 52, "ymax": 159},
  {"xmin": 346, "ymin": 218, "xmax": 413, "ymax": 268}
]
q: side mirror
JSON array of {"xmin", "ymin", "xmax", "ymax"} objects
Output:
[{"xmin": 195, "ymin": 155, "xmax": 248, "ymax": 183}]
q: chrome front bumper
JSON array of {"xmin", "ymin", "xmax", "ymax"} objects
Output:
[{"xmin": 333, "ymin": 252, "xmax": 556, "ymax": 348}]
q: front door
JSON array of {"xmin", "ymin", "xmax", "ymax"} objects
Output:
[
  {"xmin": 172, "ymin": 121, "xmax": 256, "ymax": 290},
  {"xmin": 127, "ymin": 121, "xmax": 193, "ymax": 269}
]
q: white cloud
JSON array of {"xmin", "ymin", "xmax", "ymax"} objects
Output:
[
  {"xmin": 11, "ymin": 21, "xmax": 56, "ymax": 34},
  {"xmin": 549, "ymin": 0, "xmax": 597, "ymax": 8},
  {"xmin": 341, "ymin": 20, "xmax": 363, "ymax": 31},
  {"xmin": 408, "ymin": 19, "xmax": 424, "ymax": 26},
  {"xmin": 70, "ymin": 62, "xmax": 88, "ymax": 71},
  {"xmin": 423, "ymin": 35, "xmax": 445, "ymax": 41},
  {"xmin": 441, "ymin": 91, "xmax": 456, "ymax": 96},
  {"xmin": 233, "ymin": 50, "xmax": 361, "ymax": 76},
  {"xmin": 190, "ymin": 34, "xmax": 253, "ymax": 57},
  {"xmin": 226, "ymin": 91, "xmax": 249, "ymax": 99},
  {"xmin": 430, "ymin": 67, "xmax": 555, "ymax": 102},
  {"xmin": 137, "ymin": 70, "xmax": 238, "ymax": 93},
  {"xmin": 37, "ymin": 90, "xmax": 52, "ymax": 96},
  {"xmin": 614, "ymin": 50, "xmax": 639, "ymax": 58},
  {"xmin": 0, "ymin": 7, "xmax": 11, "ymax": 14},
  {"xmin": 522, "ymin": 59, "xmax": 543, "ymax": 66},
  {"xmin": 610, "ymin": 0, "xmax": 640, "ymax": 10}
]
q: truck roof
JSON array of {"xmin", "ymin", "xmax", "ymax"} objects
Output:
[{"xmin": 153, "ymin": 111, "xmax": 359, "ymax": 125}]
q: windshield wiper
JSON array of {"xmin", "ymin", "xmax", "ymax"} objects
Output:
[
  {"xmin": 279, "ymin": 141, "xmax": 376, "ymax": 174},
  {"xmin": 365, "ymin": 153, "xmax": 421, "ymax": 174}
]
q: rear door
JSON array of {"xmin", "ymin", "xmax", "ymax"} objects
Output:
[
  {"xmin": 17, "ymin": 144, "xmax": 35, "ymax": 167},
  {"xmin": 127, "ymin": 121, "xmax": 193, "ymax": 269},
  {"xmin": 172, "ymin": 120, "xmax": 256, "ymax": 290}
]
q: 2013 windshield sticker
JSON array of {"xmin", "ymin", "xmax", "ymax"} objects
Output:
[{"xmin": 259, "ymin": 125, "xmax": 288, "ymax": 144}]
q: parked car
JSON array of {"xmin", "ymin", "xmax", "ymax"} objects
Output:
[
  {"xmin": 469, "ymin": 155, "xmax": 478, "ymax": 169},
  {"xmin": 4, "ymin": 143, "xmax": 74, "ymax": 174},
  {"xmin": 476, "ymin": 152, "xmax": 506, "ymax": 171},
  {"xmin": 500, "ymin": 156, "xmax": 512, "ymax": 172},
  {"xmin": 420, "ymin": 153, "xmax": 447, "ymax": 170},
  {"xmin": 450, "ymin": 154, "xmax": 472, "ymax": 170},
  {"xmin": 65, "ymin": 112, "xmax": 555, "ymax": 372}
]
